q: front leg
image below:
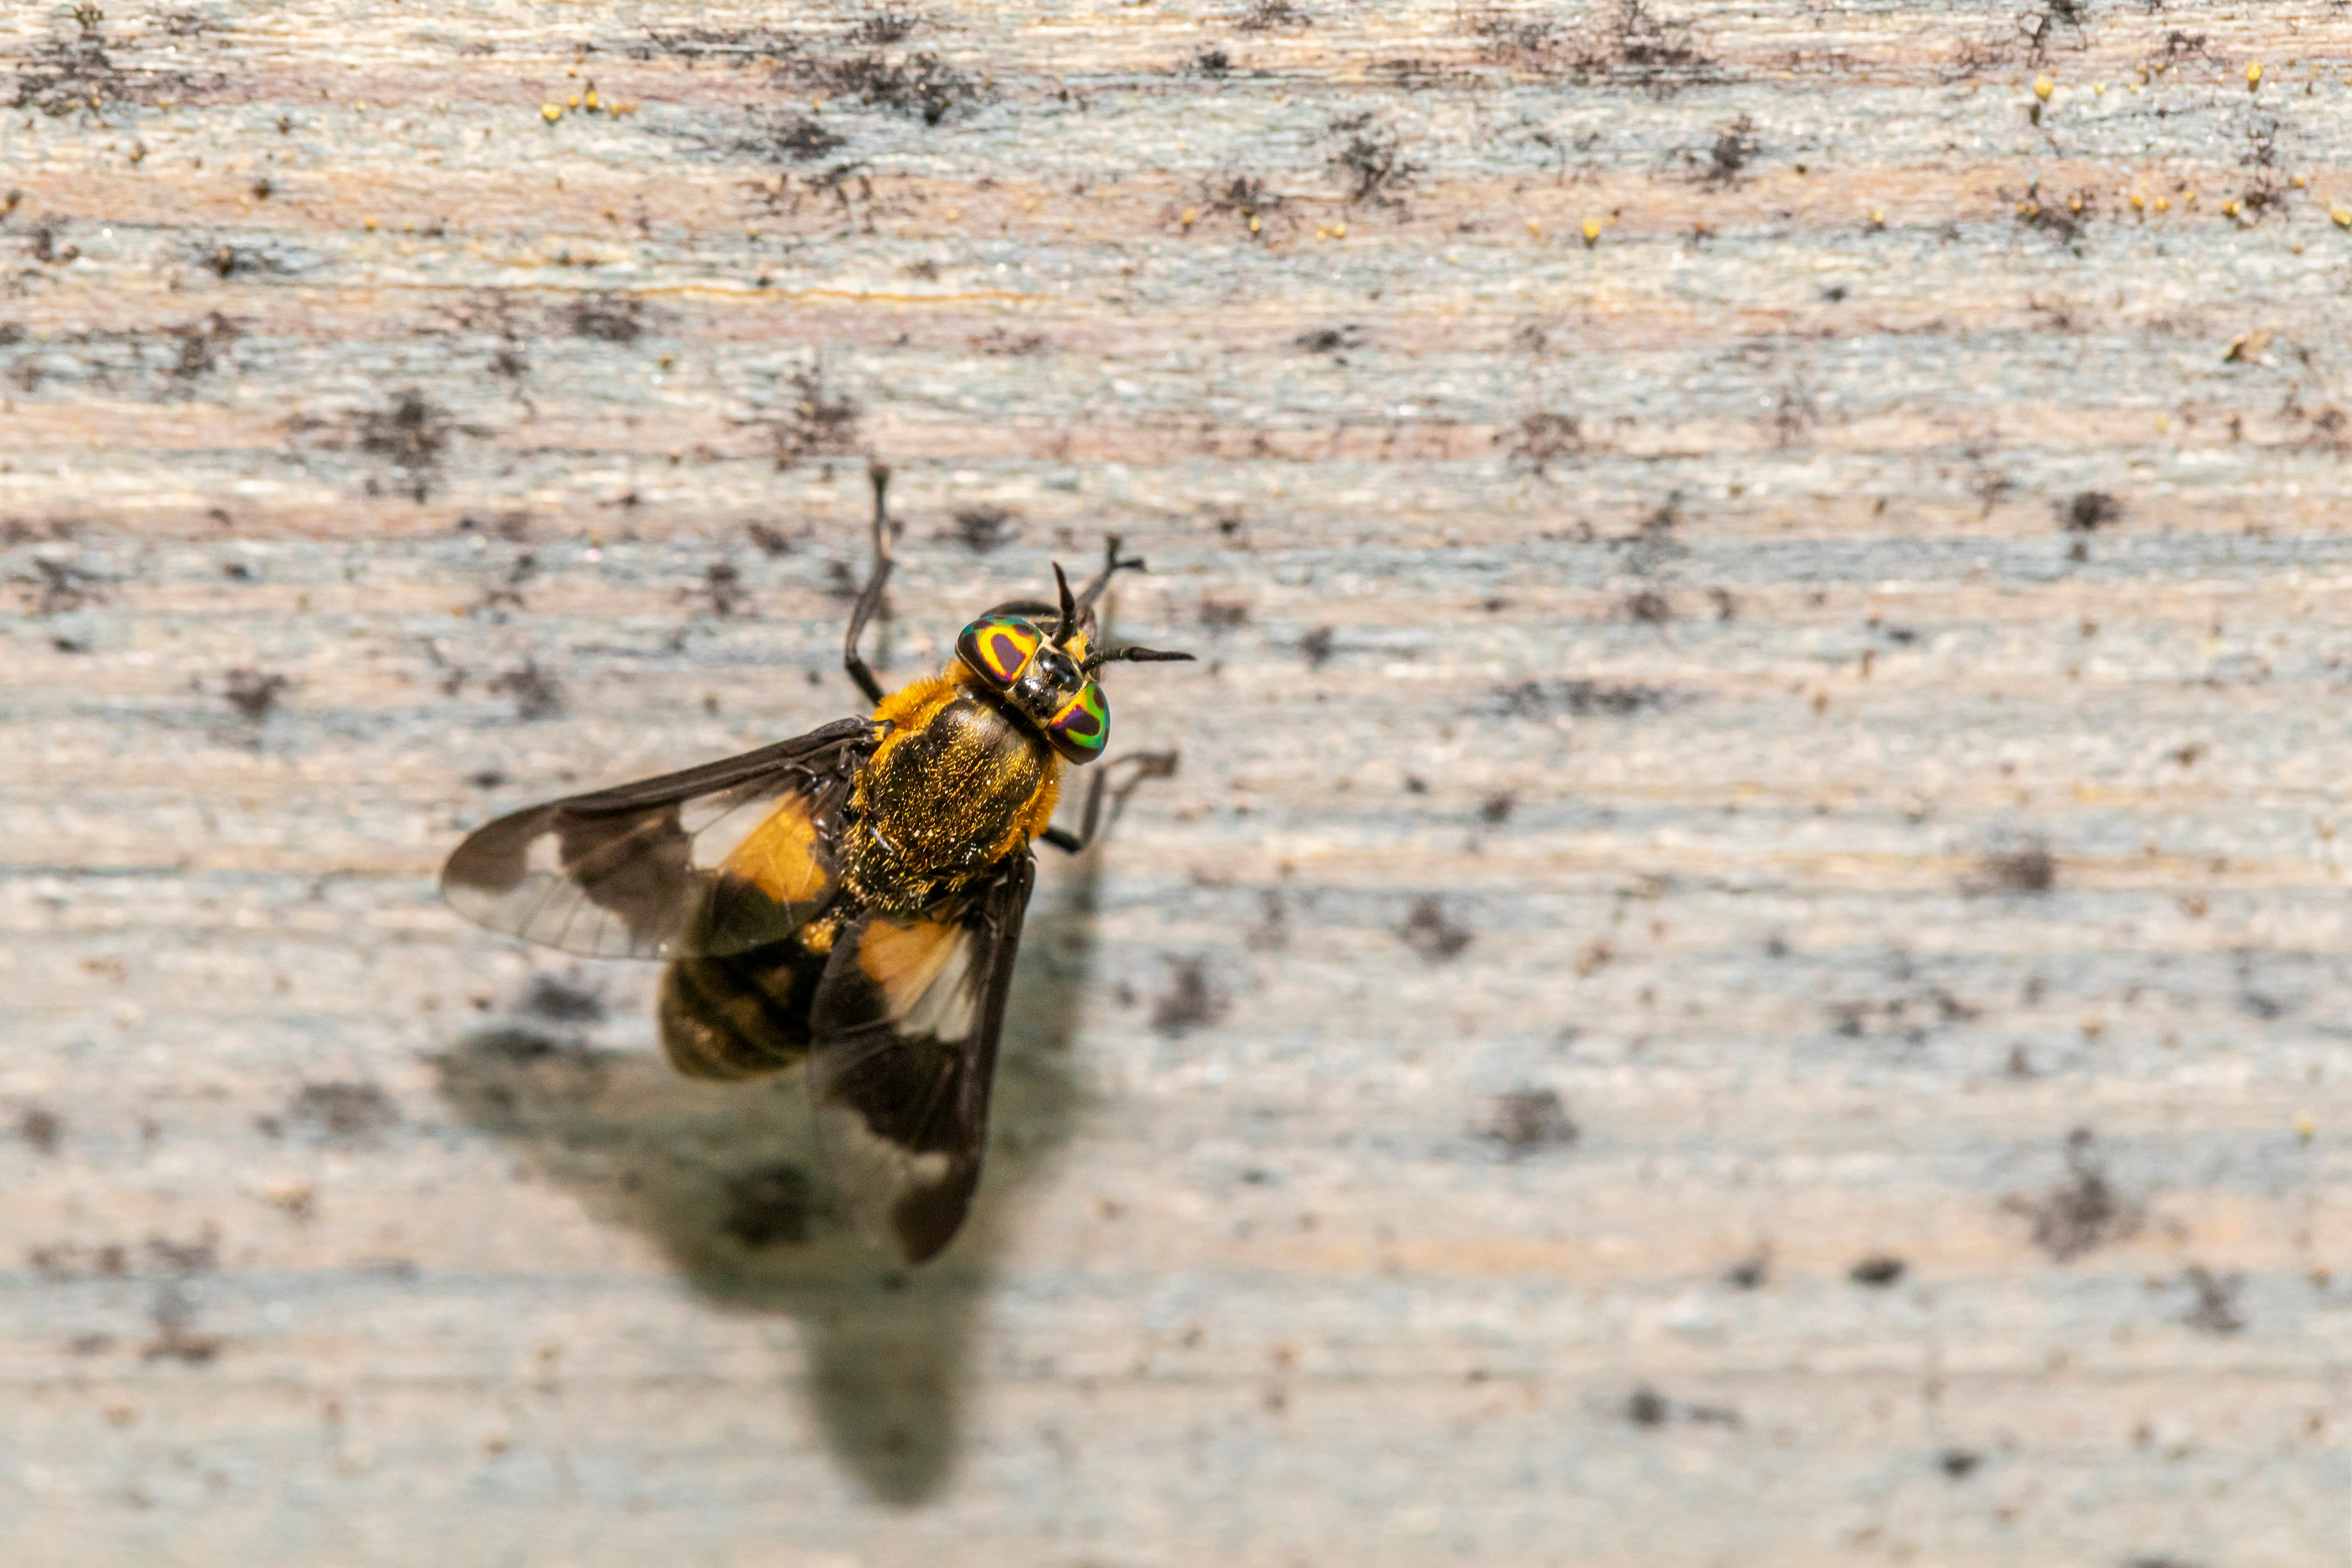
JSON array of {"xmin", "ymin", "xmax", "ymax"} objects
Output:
[
  {"xmin": 1039, "ymin": 751, "xmax": 1180, "ymax": 854},
  {"xmin": 841, "ymin": 460, "xmax": 896, "ymax": 706}
]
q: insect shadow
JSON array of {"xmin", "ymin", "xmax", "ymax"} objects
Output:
[{"xmin": 433, "ymin": 844, "xmax": 1104, "ymax": 1505}]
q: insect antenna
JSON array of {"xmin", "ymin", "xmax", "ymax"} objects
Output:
[
  {"xmin": 1083, "ymin": 643, "xmax": 1197, "ymax": 675},
  {"xmin": 1073, "ymin": 535, "xmax": 1149, "ymax": 617},
  {"xmin": 1048, "ymin": 563, "xmax": 1081, "ymax": 647}
]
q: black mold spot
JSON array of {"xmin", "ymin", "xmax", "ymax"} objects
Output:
[
  {"xmin": 810, "ymin": 49, "xmax": 981, "ymax": 126},
  {"xmin": 1237, "ymin": 0, "xmax": 1312, "ymax": 31},
  {"xmin": 1479, "ymin": 791, "xmax": 1515, "ymax": 825},
  {"xmin": 353, "ymin": 389, "xmax": 454, "ymax": 502},
  {"xmin": 223, "ymin": 668, "xmax": 289, "ymax": 723},
  {"xmin": 567, "ymin": 293, "xmax": 643, "ymax": 343},
  {"xmin": 1494, "ymin": 680, "xmax": 1681, "ymax": 720},
  {"xmin": 1940, "ymin": 1448, "xmax": 1982, "ymax": 1479},
  {"xmin": 288, "ymin": 1082, "xmax": 399, "ymax": 1142},
  {"xmin": 199, "ymin": 240, "xmax": 310, "ymax": 279},
  {"xmin": 2179, "ymin": 1266, "xmax": 2244, "ymax": 1336},
  {"xmin": 1295, "ymin": 324, "xmax": 1365, "ymax": 354},
  {"xmin": 746, "ymin": 522, "xmax": 799, "ymax": 557},
  {"xmin": 644, "ymin": 19, "xmax": 984, "ymax": 125},
  {"xmin": 969, "ymin": 327, "xmax": 1048, "ymax": 356},
  {"xmin": 2017, "ymin": 1, "xmax": 2092, "ymax": 62},
  {"xmin": 1771, "ymin": 380, "xmax": 1820, "ymax": 449},
  {"xmin": 19, "ymin": 1106, "xmax": 62, "ymax": 1154},
  {"xmin": 1611, "ymin": 495, "xmax": 1688, "ymax": 574},
  {"xmin": 1200, "ymin": 595, "xmax": 1249, "ymax": 628},
  {"xmin": 2060, "ymin": 490, "xmax": 2122, "ymax": 532},
  {"xmin": 1849, "ymin": 1254, "xmax": 1907, "ymax": 1288},
  {"xmin": 1975, "ymin": 842, "xmax": 2056, "ymax": 895},
  {"xmin": 721, "ymin": 1162, "xmax": 816, "ymax": 1248},
  {"xmin": 1622, "ymin": 589, "xmax": 1672, "ymax": 624},
  {"xmin": 11, "ymin": 8, "xmax": 208, "ymax": 117},
  {"xmin": 1150, "ymin": 958, "xmax": 1227, "ymax": 1037},
  {"xmin": 703, "ymin": 561, "xmax": 750, "ymax": 617},
  {"xmin": 2007, "ymin": 1128, "xmax": 2143, "ymax": 1262},
  {"xmin": 1195, "ymin": 169, "xmax": 1282, "ymax": 238},
  {"xmin": 1193, "ymin": 48, "xmax": 1231, "ymax": 76},
  {"xmin": 2012, "ymin": 181, "xmax": 2097, "ymax": 252},
  {"xmin": 27, "ymin": 219, "xmax": 79, "ymax": 266},
  {"xmin": 1694, "ymin": 113, "xmax": 1758, "ymax": 186},
  {"xmin": 1625, "ymin": 1384, "xmax": 1737, "ymax": 1428},
  {"xmin": 1325, "ymin": 113, "xmax": 1418, "ymax": 206},
  {"xmin": 490, "ymin": 661, "xmax": 563, "ymax": 721},
  {"xmin": 1468, "ymin": 1, "xmax": 1717, "ymax": 97},
  {"xmin": 747, "ymin": 112, "xmax": 847, "ymax": 162},
  {"xmin": 950, "ymin": 506, "xmax": 1015, "ymax": 553},
  {"xmin": 1724, "ymin": 1252, "xmax": 1769, "ymax": 1289},
  {"xmin": 1300, "ymin": 626, "xmax": 1335, "ymax": 667},
  {"xmin": 850, "ymin": 13, "xmax": 923, "ymax": 46},
  {"xmin": 167, "ymin": 312, "xmax": 240, "ymax": 385},
  {"xmin": 1485, "ymin": 1088, "xmax": 1575, "ymax": 1157},
  {"xmin": 769, "ymin": 366, "xmax": 861, "ymax": 469},
  {"xmin": 1502, "ymin": 410, "xmax": 1588, "ymax": 476},
  {"xmin": 28, "ymin": 1241, "xmax": 128, "ymax": 1279},
  {"xmin": 524, "ymin": 975, "xmax": 606, "ymax": 1024},
  {"xmin": 1399, "ymin": 896, "xmax": 1472, "ymax": 961},
  {"xmin": 13, "ymin": 557, "xmax": 106, "ymax": 616}
]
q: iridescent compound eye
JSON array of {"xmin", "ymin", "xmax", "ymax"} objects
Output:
[
  {"xmin": 1043, "ymin": 680, "xmax": 1109, "ymax": 764},
  {"xmin": 955, "ymin": 614, "xmax": 1044, "ymax": 689}
]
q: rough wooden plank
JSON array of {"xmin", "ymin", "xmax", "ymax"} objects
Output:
[{"xmin": 4, "ymin": 2, "xmax": 2350, "ymax": 1564}]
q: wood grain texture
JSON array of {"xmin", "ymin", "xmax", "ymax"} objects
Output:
[{"xmin": 4, "ymin": 2, "xmax": 2349, "ymax": 1563}]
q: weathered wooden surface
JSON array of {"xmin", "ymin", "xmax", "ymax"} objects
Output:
[{"xmin": 4, "ymin": 2, "xmax": 2350, "ymax": 1563}]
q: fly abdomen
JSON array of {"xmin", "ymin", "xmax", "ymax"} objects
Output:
[{"xmin": 659, "ymin": 940, "xmax": 828, "ymax": 1080}]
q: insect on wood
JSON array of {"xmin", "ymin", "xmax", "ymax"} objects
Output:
[{"xmin": 441, "ymin": 463, "xmax": 1192, "ymax": 1262}]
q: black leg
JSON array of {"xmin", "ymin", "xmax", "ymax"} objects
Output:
[
  {"xmin": 1071, "ymin": 535, "xmax": 1148, "ymax": 624},
  {"xmin": 1039, "ymin": 751, "xmax": 1178, "ymax": 855},
  {"xmin": 841, "ymin": 461, "xmax": 895, "ymax": 705}
]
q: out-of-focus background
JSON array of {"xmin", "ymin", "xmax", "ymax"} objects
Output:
[{"xmin": 4, "ymin": 3, "xmax": 2348, "ymax": 1563}]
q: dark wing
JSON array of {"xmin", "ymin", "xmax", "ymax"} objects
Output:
[
  {"xmin": 806, "ymin": 853, "xmax": 1036, "ymax": 1265},
  {"xmin": 441, "ymin": 717, "xmax": 877, "ymax": 959}
]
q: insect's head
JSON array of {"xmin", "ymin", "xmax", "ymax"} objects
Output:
[{"xmin": 953, "ymin": 541, "xmax": 1193, "ymax": 765}]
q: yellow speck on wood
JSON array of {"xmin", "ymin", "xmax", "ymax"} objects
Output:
[
  {"xmin": 1525, "ymin": 218, "xmax": 1542, "ymax": 237},
  {"xmin": 2296, "ymin": 1114, "xmax": 2316, "ymax": 1142},
  {"xmin": 1581, "ymin": 218, "xmax": 1602, "ymax": 245},
  {"xmin": 1180, "ymin": 208, "xmax": 1197, "ymax": 228},
  {"xmin": 2033, "ymin": 75, "xmax": 2054, "ymax": 101},
  {"xmin": 2129, "ymin": 193, "xmax": 2145, "ymax": 210},
  {"xmin": 2154, "ymin": 196, "xmax": 2171, "ymax": 212},
  {"xmin": 363, "ymin": 216, "xmax": 377, "ymax": 230},
  {"xmin": 2335, "ymin": 208, "xmax": 2352, "ymax": 228},
  {"xmin": 2247, "ymin": 61, "xmax": 2264, "ymax": 88},
  {"xmin": 540, "ymin": 102, "xmax": 562, "ymax": 123}
]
